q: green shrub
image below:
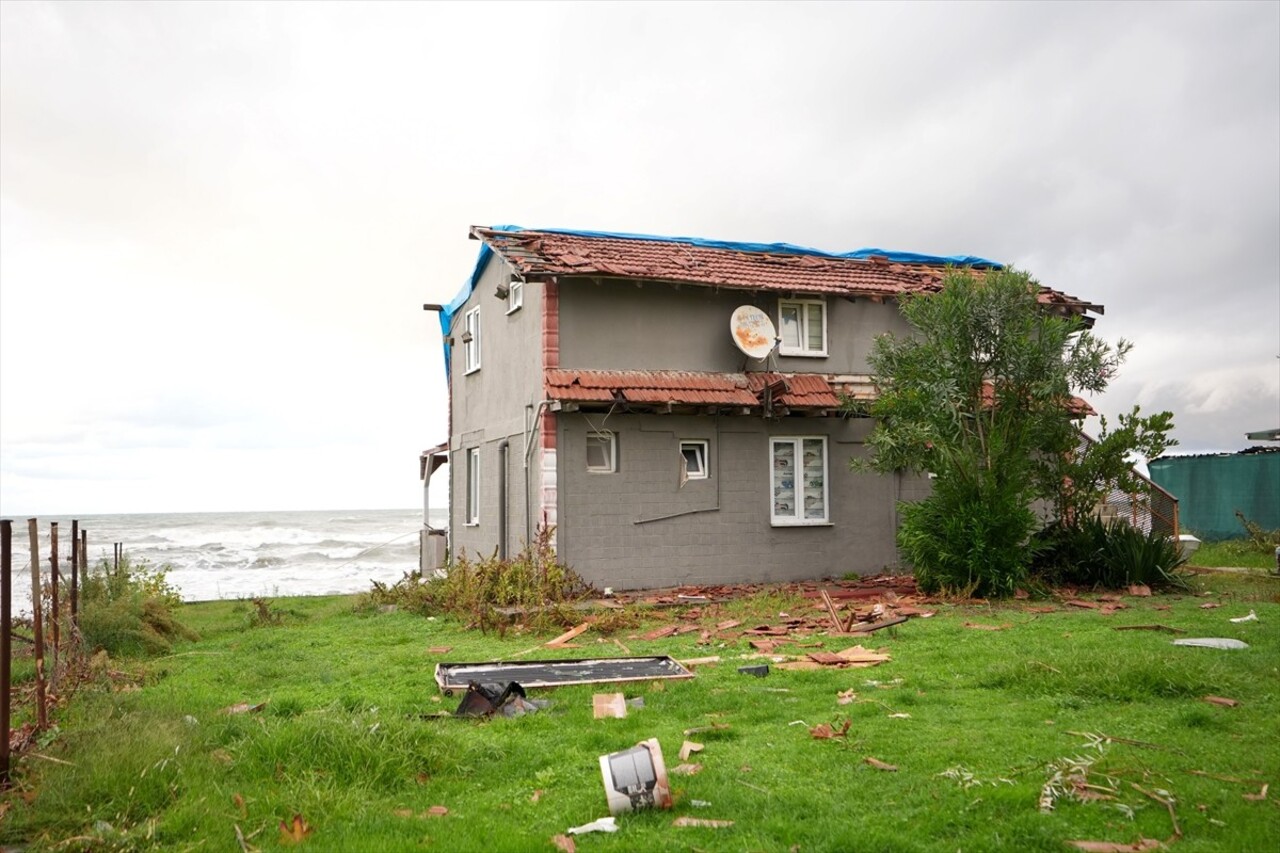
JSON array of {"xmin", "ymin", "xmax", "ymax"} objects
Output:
[
  {"xmin": 359, "ymin": 526, "xmax": 594, "ymax": 631},
  {"xmin": 1031, "ymin": 516, "xmax": 1187, "ymax": 589},
  {"xmin": 79, "ymin": 556, "xmax": 197, "ymax": 656},
  {"xmin": 898, "ymin": 474, "xmax": 1036, "ymax": 598}
]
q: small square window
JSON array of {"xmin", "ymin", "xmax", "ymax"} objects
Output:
[
  {"xmin": 680, "ymin": 440, "xmax": 708, "ymax": 481},
  {"xmin": 778, "ymin": 299, "xmax": 827, "ymax": 357},
  {"xmin": 586, "ymin": 432, "xmax": 616, "ymax": 473},
  {"xmin": 507, "ymin": 280, "xmax": 523, "ymax": 314}
]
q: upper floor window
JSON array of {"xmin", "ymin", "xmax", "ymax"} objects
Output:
[
  {"xmin": 463, "ymin": 307, "xmax": 481, "ymax": 374},
  {"xmin": 586, "ymin": 432, "xmax": 617, "ymax": 473},
  {"xmin": 778, "ymin": 299, "xmax": 827, "ymax": 357},
  {"xmin": 507, "ymin": 280, "xmax": 523, "ymax": 314},
  {"xmin": 770, "ymin": 436, "xmax": 829, "ymax": 525}
]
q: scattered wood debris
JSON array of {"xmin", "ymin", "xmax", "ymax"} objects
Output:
[
  {"xmin": 1201, "ymin": 695, "xmax": 1240, "ymax": 708},
  {"xmin": 642, "ymin": 625, "xmax": 679, "ymax": 641},
  {"xmin": 864, "ymin": 757, "xmax": 898, "ymax": 771},
  {"xmin": 963, "ymin": 621, "xmax": 1011, "ymax": 631},
  {"xmin": 592, "ymin": 693, "xmax": 627, "ymax": 719},
  {"xmin": 426, "ymin": 645, "xmax": 453, "ymax": 654},
  {"xmin": 670, "ymin": 763, "xmax": 703, "ymax": 776},
  {"xmin": 1067, "ymin": 840, "xmax": 1160, "ymax": 852},
  {"xmin": 1243, "ymin": 783, "xmax": 1269, "ymax": 802},
  {"xmin": 809, "ymin": 719, "xmax": 851, "ymax": 739},
  {"xmin": 547, "ymin": 623, "xmax": 593, "ymax": 649},
  {"xmin": 221, "ymin": 702, "xmax": 267, "ymax": 715},
  {"xmin": 678, "ymin": 741, "xmax": 704, "ymax": 761},
  {"xmin": 1065, "ymin": 600, "xmax": 1100, "ymax": 610},
  {"xmin": 672, "ymin": 817, "xmax": 734, "ymax": 828}
]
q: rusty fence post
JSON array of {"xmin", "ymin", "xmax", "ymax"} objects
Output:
[
  {"xmin": 70, "ymin": 519, "xmax": 79, "ymax": 632},
  {"xmin": 50, "ymin": 522, "xmax": 60, "ymax": 676},
  {"xmin": 26, "ymin": 519, "xmax": 47, "ymax": 730},
  {"xmin": 2, "ymin": 519, "xmax": 13, "ymax": 786}
]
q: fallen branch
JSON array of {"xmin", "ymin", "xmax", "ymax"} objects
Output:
[
  {"xmin": 27, "ymin": 752, "xmax": 76, "ymax": 767},
  {"xmin": 1130, "ymin": 783, "xmax": 1181, "ymax": 840},
  {"xmin": 1066, "ymin": 731, "xmax": 1172, "ymax": 752}
]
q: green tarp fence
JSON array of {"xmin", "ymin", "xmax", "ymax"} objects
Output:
[{"xmin": 1148, "ymin": 452, "xmax": 1280, "ymax": 540}]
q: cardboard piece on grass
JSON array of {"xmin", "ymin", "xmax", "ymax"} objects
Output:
[
  {"xmin": 1172, "ymin": 638, "xmax": 1249, "ymax": 650},
  {"xmin": 593, "ymin": 693, "xmax": 628, "ymax": 719},
  {"xmin": 678, "ymin": 740, "xmax": 704, "ymax": 760},
  {"xmin": 599, "ymin": 738, "xmax": 672, "ymax": 815}
]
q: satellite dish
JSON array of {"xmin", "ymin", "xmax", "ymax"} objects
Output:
[{"xmin": 730, "ymin": 305, "xmax": 777, "ymax": 360}]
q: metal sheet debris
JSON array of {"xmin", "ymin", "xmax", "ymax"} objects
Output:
[
  {"xmin": 1171, "ymin": 638, "xmax": 1249, "ymax": 650},
  {"xmin": 435, "ymin": 656, "xmax": 694, "ymax": 693}
]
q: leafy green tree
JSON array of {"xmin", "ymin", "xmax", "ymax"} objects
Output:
[{"xmin": 851, "ymin": 267, "xmax": 1174, "ymax": 596}]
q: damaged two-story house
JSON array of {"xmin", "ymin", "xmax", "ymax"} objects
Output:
[{"xmin": 423, "ymin": 226, "xmax": 1101, "ymax": 589}]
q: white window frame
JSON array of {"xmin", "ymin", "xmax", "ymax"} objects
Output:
[
  {"xmin": 680, "ymin": 440, "xmax": 709, "ymax": 480},
  {"xmin": 466, "ymin": 447, "xmax": 480, "ymax": 526},
  {"xmin": 586, "ymin": 431, "xmax": 617, "ymax": 474},
  {"xmin": 463, "ymin": 307, "xmax": 481, "ymax": 374},
  {"xmin": 769, "ymin": 436, "xmax": 830, "ymax": 526},
  {"xmin": 507, "ymin": 280, "xmax": 523, "ymax": 314},
  {"xmin": 777, "ymin": 298, "xmax": 828, "ymax": 357}
]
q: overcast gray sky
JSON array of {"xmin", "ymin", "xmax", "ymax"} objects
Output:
[{"xmin": 2, "ymin": 1, "xmax": 1277, "ymax": 515}]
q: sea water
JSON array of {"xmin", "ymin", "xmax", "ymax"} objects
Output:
[{"xmin": 3, "ymin": 508, "xmax": 445, "ymax": 615}]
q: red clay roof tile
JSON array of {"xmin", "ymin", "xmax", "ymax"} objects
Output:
[
  {"xmin": 472, "ymin": 227, "xmax": 1101, "ymax": 314},
  {"xmin": 544, "ymin": 369, "xmax": 843, "ymax": 409}
]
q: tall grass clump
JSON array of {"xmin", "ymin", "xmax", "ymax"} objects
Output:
[
  {"xmin": 361, "ymin": 526, "xmax": 594, "ymax": 631},
  {"xmin": 1031, "ymin": 516, "xmax": 1188, "ymax": 590},
  {"xmin": 79, "ymin": 556, "xmax": 197, "ymax": 656}
]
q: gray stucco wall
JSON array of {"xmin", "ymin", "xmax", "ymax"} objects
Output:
[
  {"xmin": 448, "ymin": 258, "xmax": 543, "ymax": 560},
  {"xmin": 556, "ymin": 278, "xmax": 912, "ymax": 374},
  {"xmin": 556, "ymin": 412, "xmax": 924, "ymax": 589}
]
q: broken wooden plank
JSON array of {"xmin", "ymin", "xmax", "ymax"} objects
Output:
[{"xmin": 546, "ymin": 622, "xmax": 593, "ymax": 648}]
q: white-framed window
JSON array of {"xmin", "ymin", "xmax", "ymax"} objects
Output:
[
  {"xmin": 680, "ymin": 440, "xmax": 709, "ymax": 481},
  {"xmin": 506, "ymin": 280, "xmax": 523, "ymax": 314},
  {"xmin": 586, "ymin": 432, "xmax": 616, "ymax": 473},
  {"xmin": 778, "ymin": 299, "xmax": 827, "ymax": 357},
  {"xmin": 463, "ymin": 307, "xmax": 481, "ymax": 374},
  {"xmin": 770, "ymin": 436, "xmax": 829, "ymax": 525},
  {"xmin": 466, "ymin": 447, "xmax": 480, "ymax": 525}
]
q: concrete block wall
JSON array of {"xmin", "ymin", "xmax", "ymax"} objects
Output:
[{"xmin": 557, "ymin": 413, "xmax": 916, "ymax": 589}]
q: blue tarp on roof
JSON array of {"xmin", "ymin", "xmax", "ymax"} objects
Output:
[{"xmin": 438, "ymin": 225, "xmax": 1005, "ymax": 376}]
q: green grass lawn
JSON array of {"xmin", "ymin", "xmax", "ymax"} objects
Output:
[
  {"xmin": 1187, "ymin": 538, "xmax": 1278, "ymax": 571},
  {"xmin": 3, "ymin": 575, "xmax": 1279, "ymax": 852}
]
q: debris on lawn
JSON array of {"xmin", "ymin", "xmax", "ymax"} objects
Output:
[
  {"xmin": 888, "ymin": 712, "xmax": 912, "ymax": 719},
  {"xmin": 221, "ymin": 701, "xmax": 267, "ymax": 715},
  {"xmin": 278, "ymin": 814, "xmax": 312, "ymax": 845},
  {"xmin": 684, "ymin": 722, "xmax": 730, "ymax": 736},
  {"xmin": 678, "ymin": 740, "xmax": 704, "ymax": 760},
  {"xmin": 642, "ymin": 625, "xmax": 679, "ymax": 641},
  {"xmin": 551, "ymin": 834, "xmax": 576, "ymax": 853},
  {"xmin": 1199, "ymin": 602, "xmax": 1222, "ymax": 609},
  {"xmin": 1201, "ymin": 696, "xmax": 1240, "ymax": 708},
  {"xmin": 670, "ymin": 763, "xmax": 703, "ymax": 776},
  {"xmin": 738, "ymin": 664, "xmax": 770, "ymax": 677},
  {"xmin": 1112, "ymin": 624, "xmax": 1185, "ymax": 634},
  {"xmin": 677, "ymin": 656, "xmax": 721, "ymax": 667},
  {"xmin": 864, "ymin": 757, "xmax": 898, "ymax": 771},
  {"xmin": 1171, "ymin": 638, "xmax": 1249, "ymax": 650},
  {"xmin": 1229, "ymin": 610, "xmax": 1258, "ymax": 623},
  {"xmin": 1066, "ymin": 839, "xmax": 1161, "ymax": 852},
  {"xmin": 426, "ymin": 645, "xmax": 453, "ymax": 654},
  {"xmin": 599, "ymin": 738, "xmax": 672, "ymax": 815},
  {"xmin": 691, "ymin": 799, "xmax": 711, "ymax": 808},
  {"xmin": 844, "ymin": 616, "xmax": 909, "ymax": 634},
  {"xmin": 1127, "ymin": 584, "xmax": 1152, "ymax": 597},
  {"xmin": 435, "ymin": 656, "xmax": 694, "ymax": 692},
  {"xmin": 593, "ymin": 693, "xmax": 628, "ymax": 719},
  {"xmin": 1065, "ymin": 599, "xmax": 1100, "ymax": 610},
  {"xmin": 937, "ymin": 766, "xmax": 1015, "ymax": 789},
  {"xmin": 837, "ymin": 689, "xmax": 857, "ymax": 705},
  {"xmin": 546, "ymin": 622, "xmax": 593, "ymax": 648},
  {"xmin": 672, "ymin": 817, "xmax": 734, "ymax": 828},
  {"xmin": 425, "ymin": 805, "xmax": 449, "ymax": 817},
  {"xmin": 1243, "ymin": 783, "xmax": 1269, "ymax": 802},
  {"xmin": 963, "ymin": 621, "xmax": 1011, "ymax": 631},
  {"xmin": 809, "ymin": 719, "xmax": 851, "ymax": 739},
  {"xmin": 454, "ymin": 681, "xmax": 548, "ymax": 718},
  {"xmin": 566, "ymin": 816, "xmax": 618, "ymax": 835}
]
